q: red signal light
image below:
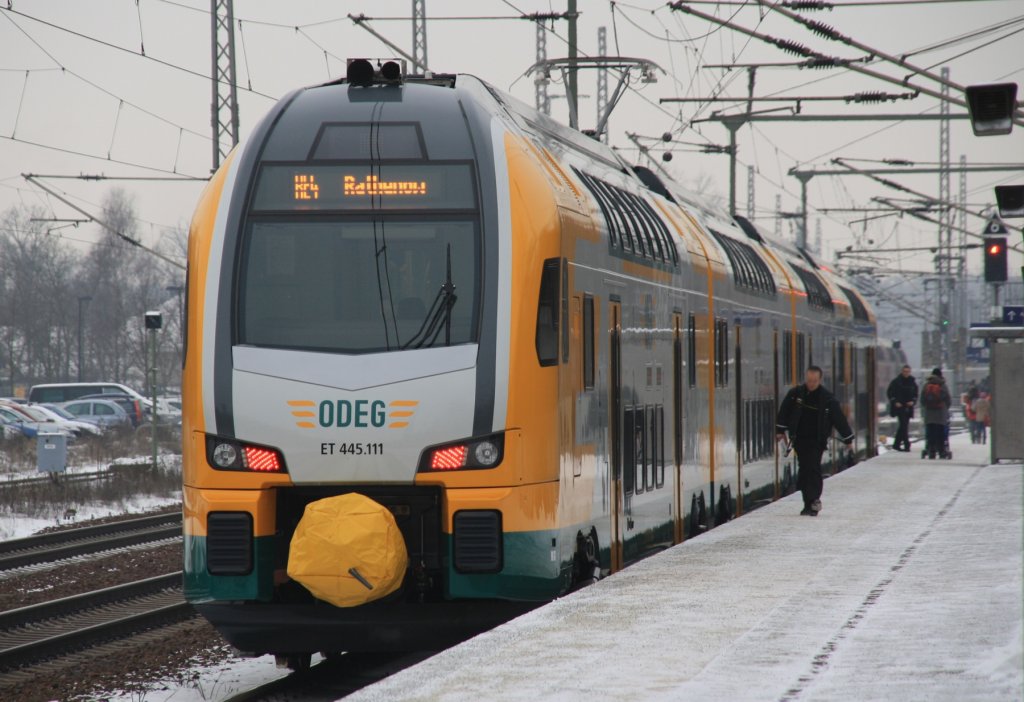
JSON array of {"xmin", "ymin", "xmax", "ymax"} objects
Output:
[
  {"xmin": 243, "ymin": 446, "xmax": 282, "ymax": 472},
  {"xmin": 430, "ymin": 445, "xmax": 467, "ymax": 470},
  {"xmin": 988, "ymin": 243, "xmax": 1002, "ymax": 255}
]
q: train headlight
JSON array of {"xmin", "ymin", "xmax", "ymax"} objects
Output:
[
  {"xmin": 206, "ymin": 435, "xmax": 287, "ymax": 473},
  {"xmin": 418, "ymin": 433, "xmax": 505, "ymax": 473},
  {"xmin": 473, "ymin": 441, "xmax": 500, "ymax": 467},
  {"xmin": 212, "ymin": 442, "xmax": 239, "ymax": 469}
]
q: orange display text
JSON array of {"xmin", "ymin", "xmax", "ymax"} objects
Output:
[
  {"xmin": 343, "ymin": 174, "xmax": 427, "ymax": 196},
  {"xmin": 293, "ymin": 174, "xmax": 320, "ymax": 200}
]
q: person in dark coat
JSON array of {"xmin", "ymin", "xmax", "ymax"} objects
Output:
[
  {"xmin": 776, "ymin": 366, "xmax": 855, "ymax": 516},
  {"xmin": 886, "ymin": 365, "xmax": 918, "ymax": 452},
  {"xmin": 919, "ymin": 367, "xmax": 952, "ymax": 459}
]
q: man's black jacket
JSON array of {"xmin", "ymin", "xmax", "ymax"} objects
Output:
[
  {"xmin": 887, "ymin": 374, "xmax": 918, "ymax": 416},
  {"xmin": 775, "ymin": 384, "xmax": 855, "ymax": 451}
]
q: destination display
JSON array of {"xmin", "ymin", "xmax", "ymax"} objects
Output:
[{"xmin": 251, "ymin": 163, "xmax": 476, "ymax": 211}]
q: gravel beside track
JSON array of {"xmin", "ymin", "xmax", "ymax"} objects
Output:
[{"xmin": 0, "ymin": 572, "xmax": 190, "ymax": 673}]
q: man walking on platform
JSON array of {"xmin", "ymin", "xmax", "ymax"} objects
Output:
[
  {"xmin": 887, "ymin": 365, "xmax": 918, "ymax": 452},
  {"xmin": 776, "ymin": 366, "xmax": 855, "ymax": 517}
]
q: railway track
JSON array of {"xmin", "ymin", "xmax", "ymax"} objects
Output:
[
  {"xmin": 0, "ymin": 470, "xmax": 112, "ymax": 490},
  {"xmin": 0, "ymin": 512, "xmax": 182, "ymax": 572},
  {"xmin": 0, "ymin": 572, "xmax": 191, "ymax": 673}
]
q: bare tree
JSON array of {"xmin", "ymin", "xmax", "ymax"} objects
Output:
[{"xmin": 0, "ymin": 205, "xmax": 80, "ymax": 390}]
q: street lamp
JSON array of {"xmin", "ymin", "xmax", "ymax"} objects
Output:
[
  {"xmin": 145, "ymin": 311, "xmax": 163, "ymax": 471},
  {"xmin": 77, "ymin": 296, "xmax": 92, "ymax": 382}
]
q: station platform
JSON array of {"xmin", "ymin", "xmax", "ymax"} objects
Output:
[{"xmin": 350, "ymin": 433, "xmax": 1023, "ymax": 702}]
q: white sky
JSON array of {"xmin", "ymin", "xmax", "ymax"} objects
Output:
[{"xmin": 0, "ymin": 0, "xmax": 1022, "ymax": 279}]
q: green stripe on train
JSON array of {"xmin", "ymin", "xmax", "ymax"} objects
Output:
[{"xmin": 184, "ymin": 534, "xmax": 276, "ymax": 602}]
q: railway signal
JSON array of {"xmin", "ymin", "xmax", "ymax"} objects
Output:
[{"xmin": 984, "ymin": 237, "xmax": 1008, "ymax": 283}]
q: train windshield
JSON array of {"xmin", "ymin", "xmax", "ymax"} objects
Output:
[{"xmin": 238, "ymin": 219, "xmax": 479, "ymax": 354}]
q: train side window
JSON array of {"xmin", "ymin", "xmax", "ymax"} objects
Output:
[
  {"xmin": 796, "ymin": 332, "xmax": 806, "ymax": 377},
  {"xmin": 783, "ymin": 331, "xmax": 793, "ymax": 385},
  {"xmin": 673, "ymin": 319, "xmax": 683, "ymax": 464},
  {"xmin": 655, "ymin": 405, "xmax": 665, "ymax": 488},
  {"xmin": 715, "ymin": 319, "xmax": 729, "ymax": 387},
  {"xmin": 535, "ymin": 259, "xmax": 560, "ymax": 366},
  {"xmin": 583, "ymin": 295, "xmax": 595, "ymax": 389},
  {"xmin": 625, "ymin": 407, "xmax": 640, "ymax": 495},
  {"xmin": 645, "ymin": 406, "xmax": 655, "ymax": 491},
  {"xmin": 561, "ymin": 261, "xmax": 569, "ymax": 363},
  {"xmin": 687, "ymin": 314, "xmax": 697, "ymax": 388}
]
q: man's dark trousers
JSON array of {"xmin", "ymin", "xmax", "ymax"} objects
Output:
[
  {"xmin": 893, "ymin": 408, "xmax": 911, "ymax": 451},
  {"xmin": 794, "ymin": 440, "xmax": 824, "ymax": 508}
]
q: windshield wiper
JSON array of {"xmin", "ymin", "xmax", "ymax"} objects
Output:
[{"xmin": 402, "ymin": 244, "xmax": 457, "ymax": 349}]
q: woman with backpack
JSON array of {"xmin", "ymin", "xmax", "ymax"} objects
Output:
[{"xmin": 920, "ymin": 368, "xmax": 952, "ymax": 459}]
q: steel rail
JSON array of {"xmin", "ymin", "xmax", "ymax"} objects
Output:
[
  {"xmin": 0, "ymin": 513, "xmax": 182, "ymax": 570},
  {"xmin": 0, "ymin": 572, "xmax": 190, "ymax": 672}
]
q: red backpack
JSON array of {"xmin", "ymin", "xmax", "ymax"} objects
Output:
[{"xmin": 923, "ymin": 381, "xmax": 944, "ymax": 409}]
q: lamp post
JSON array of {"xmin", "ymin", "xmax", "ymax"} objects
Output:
[
  {"xmin": 145, "ymin": 311, "xmax": 163, "ymax": 471},
  {"xmin": 77, "ymin": 296, "xmax": 92, "ymax": 382}
]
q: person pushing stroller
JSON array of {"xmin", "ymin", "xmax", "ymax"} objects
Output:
[{"xmin": 920, "ymin": 367, "xmax": 952, "ymax": 459}]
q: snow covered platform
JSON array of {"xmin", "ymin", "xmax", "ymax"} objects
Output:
[{"xmin": 351, "ymin": 433, "xmax": 1022, "ymax": 702}]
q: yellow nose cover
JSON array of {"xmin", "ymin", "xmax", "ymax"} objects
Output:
[{"xmin": 287, "ymin": 493, "xmax": 409, "ymax": 607}]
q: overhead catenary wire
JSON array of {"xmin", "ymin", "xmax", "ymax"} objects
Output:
[
  {"xmin": 0, "ymin": 6, "xmax": 276, "ymax": 101},
  {"xmin": 22, "ymin": 174, "xmax": 186, "ymax": 270},
  {"xmin": 669, "ymin": 2, "xmax": 1024, "ymax": 127}
]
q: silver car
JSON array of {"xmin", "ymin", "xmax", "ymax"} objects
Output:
[{"xmin": 60, "ymin": 399, "xmax": 132, "ymax": 429}]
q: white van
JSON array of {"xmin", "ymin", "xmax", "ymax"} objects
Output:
[{"xmin": 28, "ymin": 382, "xmax": 151, "ymax": 407}]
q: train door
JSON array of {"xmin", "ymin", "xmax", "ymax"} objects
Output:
[
  {"xmin": 829, "ymin": 339, "xmax": 838, "ymax": 474},
  {"xmin": 569, "ymin": 295, "xmax": 583, "ymax": 480},
  {"xmin": 866, "ymin": 346, "xmax": 877, "ymax": 454},
  {"xmin": 734, "ymin": 325, "xmax": 744, "ymax": 517},
  {"xmin": 608, "ymin": 299, "xmax": 623, "ymax": 572},
  {"xmin": 672, "ymin": 312, "xmax": 683, "ymax": 543},
  {"xmin": 773, "ymin": 328, "xmax": 780, "ymax": 499}
]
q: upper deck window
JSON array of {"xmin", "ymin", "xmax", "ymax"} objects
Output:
[
  {"xmin": 791, "ymin": 265, "xmax": 834, "ymax": 313},
  {"xmin": 708, "ymin": 229, "xmax": 776, "ymax": 296},
  {"xmin": 572, "ymin": 168, "xmax": 678, "ymax": 267},
  {"xmin": 310, "ymin": 123, "xmax": 426, "ymax": 161},
  {"xmin": 839, "ymin": 285, "xmax": 870, "ymax": 322}
]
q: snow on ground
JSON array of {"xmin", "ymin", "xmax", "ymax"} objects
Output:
[
  {"xmin": 0, "ymin": 493, "xmax": 182, "ymax": 541},
  {"xmin": 349, "ymin": 433, "xmax": 1022, "ymax": 702},
  {"xmin": 101, "ymin": 655, "xmax": 311, "ymax": 702},
  {"xmin": 0, "ymin": 452, "xmax": 182, "ymax": 540}
]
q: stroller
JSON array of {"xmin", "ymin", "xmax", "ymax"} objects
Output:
[{"xmin": 921, "ymin": 422, "xmax": 952, "ymax": 460}]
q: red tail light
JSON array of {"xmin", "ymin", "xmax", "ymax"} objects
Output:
[
  {"xmin": 430, "ymin": 445, "xmax": 468, "ymax": 470},
  {"xmin": 243, "ymin": 446, "xmax": 282, "ymax": 472}
]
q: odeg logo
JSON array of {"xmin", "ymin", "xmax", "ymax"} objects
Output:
[
  {"xmin": 318, "ymin": 400, "xmax": 385, "ymax": 428},
  {"xmin": 287, "ymin": 399, "xmax": 419, "ymax": 430}
]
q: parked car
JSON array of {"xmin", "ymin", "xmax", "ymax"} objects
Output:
[
  {"xmin": 29, "ymin": 403, "xmax": 104, "ymax": 437},
  {"xmin": 0, "ymin": 402, "xmax": 74, "ymax": 440},
  {"xmin": 155, "ymin": 396, "xmax": 182, "ymax": 419},
  {"xmin": 28, "ymin": 382, "xmax": 152, "ymax": 410},
  {"xmin": 59, "ymin": 399, "xmax": 132, "ymax": 430},
  {"xmin": 74, "ymin": 393, "xmax": 146, "ymax": 427},
  {"xmin": 0, "ymin": 413, "xmax": 34, "ymax": 440}
]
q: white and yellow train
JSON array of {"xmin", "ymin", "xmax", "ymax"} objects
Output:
[{"xmin": 182, "ymin": 61, "xmax": 879, "ymax": 661}]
